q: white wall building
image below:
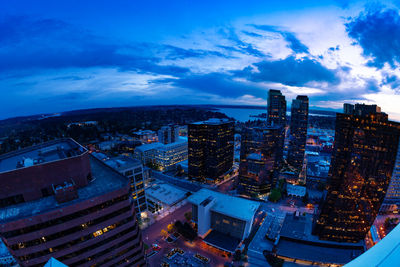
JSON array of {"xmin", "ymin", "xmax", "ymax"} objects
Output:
[
  {"xmin": 188, "ymin": 189, "xmax": 260, "ymax": 246},
  {"xmin": 134, "ymin": 137, "xmax": 188, "ymax": 171}
]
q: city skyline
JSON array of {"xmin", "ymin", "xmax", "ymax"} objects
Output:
[{"xmin": 2, "ymin": 1, "xmax": 400, "ymax": 121}]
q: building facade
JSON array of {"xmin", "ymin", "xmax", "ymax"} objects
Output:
[
  {"xmin": 313, "ymin": 105, "xmax": 400, "ymax": 242},
  {"xmin": 188, "ymin": 189, "xmax": 260, "ymax": 252},
  {"xmin": 105, "ymin": 156, "xmax": 148, "ymax": 216},
  {"xmin": 287, "ymin": 95, "xmax": 309, "ymax": 176},
  {"xmin": 239, "ymin": 126, "xmax": 284, "ymax": 196},
  {"xmin": 158, "ymin": 125, "xmax": 179, "ymax": 145},
  {"xmin": 188, "ymin": 118, "xmax": 234, "ymax": 182},
  {"xmin": 134, "ymin": 138, "xmax": 188, "ymax": 171},
  {"xmin": 381, "ymin": 139, "xmax": 400, "ymax": 213},
  {"xmin": 0, "ymin": 139, "xmax": 145, "ymax": 267},
  {"xmin": 267, "ymin": 89, "xmax": 287, "ymax": 127}
]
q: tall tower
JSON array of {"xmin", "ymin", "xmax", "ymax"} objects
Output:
[
  {"xmin": 238, "ymin": 126, "xmax": 284, "ymax": 196},
  {"xmin": 287, "ymin": 95, "xmax": 309, "ymax": 176},
  {"xmin": 188, "ymin": 118, "xmax": 234, "ymax": 182},
  {"xmin": 314, "ymin": 104, "xmax": 400, "ymax": 242},
  {"xmin": 267, "ymin": 89, "xmax": 287, "ymax": 127}
]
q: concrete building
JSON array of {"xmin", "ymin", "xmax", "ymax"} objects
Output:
[
  {"xmin": 158, "ymin": 125, "xmax": 180, "ymax": 144},
  {"xmin": 286, "ymin": 184, "xmax": 306, "ymax": 198},
  {"xmin": 146, "ymin": 181, "xmax": 189, "ymax": 215},
  {"xmin": 132, "ymin": 130, "xmax": 158, "ymax": 144},
  {"xmin": 0, "ymin": 139, "xmax": 145, "ymax": 267},
  {"xmin": 134, "ymin": 138, "xmax": 188, "ymax": 171},
  {"xmin": 105, "ymin": 156, "xmax": 148, "ymax": 216},
  {"xmin": 188, "ymin": 189, "xmax": 260, "ymax": 252}
]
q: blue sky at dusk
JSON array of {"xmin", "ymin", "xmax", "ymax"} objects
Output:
[{"xmin": 2, "ymin": 0, "xmax": 400, "ymax": 120}]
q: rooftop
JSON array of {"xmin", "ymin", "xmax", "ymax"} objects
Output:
[
  {"xmin": 135, "ymin": 142, "xmax": 162, "ymax": 152},
  {"xmin": 187, "ymin": 188, "xmax": 260, "ymax": 222},
  {"xmin": 135, "ymin": 138, "xmax": 187, "ymax": 152},
  {"xmin": 0, "ymin": 138, "xmax": 87, "ymax": 174},
  {"xmin": 0, "ymin": 155, "xmax": 128, "ymax": 223},
  {"xmin": 104, "ymin": 155, "xmax": 141, "ymax": 172},
  {"xmin": 203, "ymin": 230, "xmax": 241, "ymax": 253},
  {"xmin": 146, "ymin": 180, "xmax": 188, "ymax": 206}
]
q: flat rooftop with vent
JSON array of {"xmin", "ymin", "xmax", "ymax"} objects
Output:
[
  {"xmin": 0, "ymin": 138, "xmax": 128, "ymax": 223},
  {"xmin": 0, "ymin": 139, "xmax": 86, "ymax": 173}
]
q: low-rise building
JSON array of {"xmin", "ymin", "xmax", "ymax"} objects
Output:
[
  {"xmin": 146, "ymin": 181, "xmax": 189, "ymax": 215},
  {"xmin": 132, "ymin": 130, "xmax": 158, "ymax": 144},
  {"xmin": 188, "ymin": 189, "xmax": 260, "ymax": 253},
  {"xmin": 134, "ymin": 138, "xmax": 188, "ymax": 171},
  {"xmin": 286, "ymin": 184, "xmax": 306, "ymax": 198}
]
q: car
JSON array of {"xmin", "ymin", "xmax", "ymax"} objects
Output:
[{"xmin": 152, "ymin": 243, "xmax": 161, "ymax": 251}]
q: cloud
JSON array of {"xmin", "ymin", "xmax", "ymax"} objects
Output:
[
  {"xmin": 250, "ymin": 24, "xmax": 309, "ymax": 54},
  {"xmin": 235, "ymin": 56, "xmax": 339, "ymax": 87},
  {"xmin": 0, "ymin": 16, "xmax": 190, "ymax": 76},
  {"xmin": 157, "ymin": 72, "xmax": 267, "ymax": 99},
  {"xmin": 346, "ymin": 6, "xmax": 400, "ymax": 69}
]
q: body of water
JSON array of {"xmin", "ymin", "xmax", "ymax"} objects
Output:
[{"xmin": 217, "ymin": 107, "xmax": 334, "ymax": 122}]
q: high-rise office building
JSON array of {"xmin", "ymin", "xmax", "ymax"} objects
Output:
[
  {"xmin": 381, "ymin": 139, "xmax": 400, "ymax": 213},
  {"xmin": 188, "ymin": 118, "xmax": 234, "ymax": 182},
  {"xmin": 239, "ymin": 126, "xmax": 284, "ymax": 196},
  {"xmin": 0, "ymin": 139, "xmax": 146, "ymax": 267},
  {"xmin": 158, "ymin": 125, "xmax": 180, "ymax": 144},
  {"xmin": 287, "ymin": 95, "xmax": 309, "ymax": 175},
  {"xmin": 314, "ymin": 105, "xmax": 400, "ymax": 242},
  {"xmin": 343, "ymin": 103, "xmax": 354, "ymax": 115},
  {"xmin": 267, "ymin": 89, "xmax": 287, "ymax": 126}
]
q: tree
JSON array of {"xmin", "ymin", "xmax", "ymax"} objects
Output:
[
  {"xmin": 160, "ymin": 229, "xmax": 168, "ymax": 238},
  {"xmin": 167, "ymin": 223, "xmax": 175, "ymax": 233},
  {"xmin": 184, "ymin": 211, "xmax": 192, "ymax": 222},
  {"xmin": 302, "ymin": 192, "xmax": 309, "ymax": 204},
  {"xmin": 269, "ymin": 188, "xmax": 282, "ymax": 202}
]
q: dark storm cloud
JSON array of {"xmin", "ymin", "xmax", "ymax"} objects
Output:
[
  {"xmin": 250, "ymin": 24, "xmax": 309, "ymax": 54},
  {"xmin": 235, "ymin": 56, "xmax": 339, "ymax": 86},
  {"xmin": 0, "ymin": 16, "xmax": 191, "ymax": 75},
  {"xmin": 346, "ymin": 6, "xmax": 400, "ymax": 69},
  {"xmin": 157, "ymin": 72, "xmax": 266, "ymax": 98}
]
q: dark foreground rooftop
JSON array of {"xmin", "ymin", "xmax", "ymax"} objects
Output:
[
  {"xmin": 0, "ymin": 155, "xmax": 128, "ymax": 223},
  {"xmin": 275, "ymin": 212, "xmax": 364, "ymax": 265},
  {"xmin": 0, "ymin": 138, "xmax": 86, "ymax": 173},
  {"xmin": 276, "ymin": 238, "xmax": 363, "ymax": 264},
  {"xmin": 203, "ymin": 230, "xmax": 241, "ymax": 253}
]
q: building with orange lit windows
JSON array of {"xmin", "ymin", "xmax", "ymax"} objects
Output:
[
  {"xmin": 313, "ymin": 104, "xmax": 400, "ymax": 242},
  {"xmin": 0, "ymin": 139, "xmax": 146, "ymax": 267}
]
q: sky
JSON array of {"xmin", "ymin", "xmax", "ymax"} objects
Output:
[{"xmin": 2, "ymin": 0, "xmax": 400, "ymax": 121}]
